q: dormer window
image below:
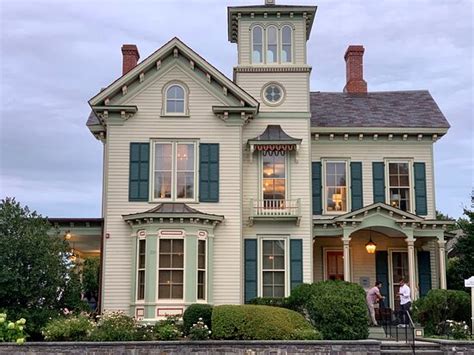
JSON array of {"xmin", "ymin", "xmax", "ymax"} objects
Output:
[
  {"xmin": 266, "ymin": 26, "xmax": 278, "ymax": 63},
  {"xmin": 281, "ymin": 26, "xmax": 292, "ymax": 63},
  {"xmin": 252, "ymin": 26, "xmax": 263, "ymax": 64}
]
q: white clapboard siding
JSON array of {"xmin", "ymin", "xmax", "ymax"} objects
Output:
[
  {"xmin": 242, "ymin": 118, "xmax": 313, "ymax": 284},
  {"xmin": 311, "ymin": 140, "xmax": 436, "ymax": 219},
  {"xmin": 235, "ymin": 72, "xmax": 309, "ymax": 112},
  {"xmin": 238, "ymin": 18, "xmax": 307, "ymax": 66},
  {"xmin": 102, "ymin": 65, "xmax": 243, "ymax": 311}
]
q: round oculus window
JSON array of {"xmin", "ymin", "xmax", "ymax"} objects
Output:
[{"xmin": 263, "ymin": 84, "xmax": 284, "ymax": 104}]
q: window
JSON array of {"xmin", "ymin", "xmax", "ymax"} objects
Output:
[
  {"xmin": 197, "ymin": 240, "xmax": 206, "ymax": 300},
  {"xmin": 137, "ymin": 239, "xmax": 146, "ymax": 300},
  {"xmin": 263, "ymin": 84, "xmax": 283, "ymax": 104},
  {"xmin": 165, "ymin": 84, "xmax": 186, "ymax": 114},
  {"xmin": 262, "ymin": 151, "xmax": 286, "ymax": 208},
  {"xmin": 324, "ymin": 161, "xmax": 348, "ymax": 213},
  {"xmin": 153, "ymin": 141, "xmax": 196, "ymax": 201},
  {"xmin": 158, "ymin": 239, "xmax": 184, "ymax": 299},
  {"xmin": 252, "ymin": 26, "xmax": 263, "ymax": 64},
  {"xmin": 262, "ymin": 240, "xmax": 286, "ymax": 297},
  {"xmin": 281, "ymin": 26, "xmax": 292, "ymax": 63},
  {"xmin": 266, "ymin": 26, "xmax": 278, "ymax": 63},
  {"xmin": 388, "ymin": 162, "xmax": 411, "ymax": 211}
]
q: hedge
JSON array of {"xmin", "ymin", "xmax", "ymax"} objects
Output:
[
  {"xmin": 413, "ymin": 289, "xmax": 471, "ymax": 336},
  {"xmin": 289, "ymin": 281, "xmax": 369, "ymax": 340},
  {"xmin": 211, "ymin": 305, "xmax": 320, "ymax": 340},
  {"xmin": 183, "ymin": 304, "xmax": 213, "ymax": 334}
]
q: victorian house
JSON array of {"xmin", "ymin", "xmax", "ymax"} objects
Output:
[{"xmin": 56, "ymin": 0, "xmax": 452, "ymax": 321}]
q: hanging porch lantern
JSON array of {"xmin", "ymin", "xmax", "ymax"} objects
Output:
[{"xmin": 365, "ymin": 229, "xmax": 376, "ymax": 254}]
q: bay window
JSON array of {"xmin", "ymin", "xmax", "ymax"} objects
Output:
[
  {"xmin": 388, "ymin": 162, "xmax": 411, "ymax": 211},
  {"xmin": 153, "ymin": 141, "xmax": 196, "ymax": 201},
  {"xmin": 262, "ymin": 239, "xmax": 286, "ymax": 297},
  {"xmin": 197, "ymin": 240, "xmax": 206, "ymax": 300},
  {"xmin": 324, "ymin": 161, "xmax": 348, "ymax": 213},
  {"xmin": 136, "ymin": 239, "xmax": 146, "ymax": 301},
  {"xmin": 158, "ymin": 239, "xmax": 184, "ymax": 299}
]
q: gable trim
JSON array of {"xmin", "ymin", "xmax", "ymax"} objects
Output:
[{"xmin": 89, "ymin": 37, "xmax": 258, "ymax": 109}]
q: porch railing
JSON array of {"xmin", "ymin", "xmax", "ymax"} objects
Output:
[
  {"xmin": 249, "ymin": 199, "xmax": 301, "ymax": 225},
  {"xmin": 380, "ymin": 307, "xmax": 415, "ymax": 353}
]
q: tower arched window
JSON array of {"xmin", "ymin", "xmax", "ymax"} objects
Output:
[
  {"xmin": 281, "ymin": 26, "xmax": 292, "ymax": 63},
  {"xmin": 252, "ymin": 26, "xmax": 263, "ymax": 64},
  {"xmin": 165, "ymin": 84, "xmax": 185, "ymax": 114},
  {"xmin": 266, "ymin": 26, "xmax": 278, "ymax": 63}
]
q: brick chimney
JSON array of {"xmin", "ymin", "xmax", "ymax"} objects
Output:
[
  {"xmin": 121, "ymin": 44, "xmax": 140, "ymax": 75},
  {"xmin": 343, "ymin": 45, "xmax": 367, "ymax": 94}
]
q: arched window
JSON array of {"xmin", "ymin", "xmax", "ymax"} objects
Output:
[
  {"xmin": 252, "ymin": 26, "xmax": 263, "ymax": 64},
  {"xmin": 166, "ymin": 84, "xmax": 185, "ymax": 114},
  {"xmin": 266, "ymin": 26, "xmax": 278, "ymax": 63},
  {"xmin": 281, "ymin": 26, "xmax": 292, "ymax": 63}
]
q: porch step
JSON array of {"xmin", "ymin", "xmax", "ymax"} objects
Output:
[
  {"xmin": 381, "ymin": 341, "xmax": 442, "ymax": 354},
  {"xmin": 368, "ymin": 326, "xmax": 387, "ymax": 340}
]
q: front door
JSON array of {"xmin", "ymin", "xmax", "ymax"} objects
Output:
[
  {"xmin": 326, "ymin": 251, "xmax": 344, "ymax": 280},
  {"xmin": 391, "ymin": 251, "xmax": 408, "ymax": 310}
]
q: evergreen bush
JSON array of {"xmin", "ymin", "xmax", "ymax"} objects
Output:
[
  {"xmin": 183, "ymin": 304, "xmax": 213, "ymax": 334},
  {"xmin": 42, "ymin": 314, "xmax": 95, "ymax": 341},
  {"xmin": 413, "ymin": 289, "xmax": 471, "ymax": 336},
  {"xmin": 290, "ymin": 281, "xmax": 369, "ymax": 340},
  {"xmin": 211, "ymin": 305, "xmax": 319, "ymax": 340}
]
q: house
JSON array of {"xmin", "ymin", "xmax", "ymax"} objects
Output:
[{"xmin": 69, "ymin": 0, "xmax": 453, "ymax": 320}]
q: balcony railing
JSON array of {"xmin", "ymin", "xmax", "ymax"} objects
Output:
[{"xmin": 249, "ymin": 198, "xmax": 301, "ymax": 225}]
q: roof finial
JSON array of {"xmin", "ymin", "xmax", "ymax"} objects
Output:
[{"xmin": 265, "ymin": 0, "xmax": 276, "ymax": 5}]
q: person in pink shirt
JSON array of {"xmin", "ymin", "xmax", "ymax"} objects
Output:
[{"xmin": 366, "ymin": 281, "xmax": 385, "ymax": 326}]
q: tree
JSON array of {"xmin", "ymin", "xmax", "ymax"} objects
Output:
[
  {"xmin": 0, "ymin": 198, "xmax": 84, "ymax": 339},
  {"xmin": 82, "ymin": 256, "xmax": 100, "ymax": 298},
  {"xmin": 447, "ymin": 209, "xmax": 474, "ymax": 291}
]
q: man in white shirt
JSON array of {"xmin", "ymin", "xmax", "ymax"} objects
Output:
[{"xmin": 398, "ymin": 278, "xmax": 412, "ymax": 325}]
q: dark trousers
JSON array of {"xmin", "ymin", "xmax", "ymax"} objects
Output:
[{"xmin": 400, "ymin": 302, "xmax": 411, "ymax": 324}]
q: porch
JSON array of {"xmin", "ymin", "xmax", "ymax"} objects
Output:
[{"xmin": 313, "ymin": 203, "xmax": 453, "ymax": 306}]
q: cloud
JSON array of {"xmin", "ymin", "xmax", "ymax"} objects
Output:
[{"xmin": 1, "ymin": 0, "xmax": 472, "ymax": 218}]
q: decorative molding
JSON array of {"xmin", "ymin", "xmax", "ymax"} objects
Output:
[{"xmin": 234, "ymin": 66, "xmax": 311, "ymax": 74}]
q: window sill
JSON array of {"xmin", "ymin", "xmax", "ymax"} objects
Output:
[
  {"xmin": 149, "ymin": 199, "xmax": 199, "ymax": 204},
  {"xmin": 160, "ymin": 114, "xmax": 190, "ymax": 118}
]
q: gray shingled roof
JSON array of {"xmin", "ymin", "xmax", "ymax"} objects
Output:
[{"xmin": 310, "ymin": 91, "xmax": 450, "ymax": 129}]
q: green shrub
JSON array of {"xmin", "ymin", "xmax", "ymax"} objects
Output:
[
  {"xmin": 249, "ymin": 297, "xmax": 288, "ymax": 308},
  {"xmin": 289, "ymin": 327, "xmax": 322, "ymax": 340},
  {"xmin": 153, "ymin": 316, "xmax": 182, "ymax": 340},
  {"xmin": 0, "ymin": 313, "xmax": 27, "ymax": 344},
  {"xmin": 413, "ymin": 289, "xmax": 471, "ymax": 336},
  {"xmin": 42, "ymin": 314, "xmax": 95, "ymax": 341},
  {"xmin": 211, "ymin": 305, "xmax": 316, "ymax": 340},
  {"xmin": 291, "ymin": 281, "xmax": 369, "ymax": 340},
  {"xmin": 183, "ymin": 304, "xmax": 213, "ymax": 334},
  {"xmin": 90, "ymin": 311, "xmax": 137, "ymax": 341}
]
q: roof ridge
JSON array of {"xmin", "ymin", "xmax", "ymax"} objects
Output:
[{"xmin": 310, "ymin": 90, "xmax": 430, "ymax": 94}]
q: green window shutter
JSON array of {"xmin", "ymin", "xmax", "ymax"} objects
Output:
[
  {"xmin": 199, "ymin": 143, "xmax": 219, "ymax": 202},
  {"xmin": 244, "ymin": 239, "xmax": 257, "ymax": 303},
  {"xmin": 417, "ymin": 251, "xmax": 432, "ymax": 297},
  {"xmin": 372, "ymin": 162, "xmax": 385, "ymax": 203},
  {"xmin": 350, "ymin": 162, "xmax": 363, "ymax": 211},
  {"xmin": 129, "ymin": 143, "xmax": 149, "ymax": 202},
  {"xmin": 290, "ymin": 239, "xmax": 303, "ymax": 291},
  {"xmin": 312, "ymin": 162, "xmax": 322, "ymax": 215},
  {"xmin": 414, "ymin": 162, "xmax": 428, "ymax": 215},
  {"xmin": 375, "ymin": 251, "xmax": 390, "ymax": 307}
]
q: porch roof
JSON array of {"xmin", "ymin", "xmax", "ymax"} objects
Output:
[{"xmin": 313, "ymin": 203, "xmax": 455, "ymax": 238}]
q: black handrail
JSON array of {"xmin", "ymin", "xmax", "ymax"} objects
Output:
[{"xmin": 379, "ymin": 306, "xmax": 415, "ymax": 353}]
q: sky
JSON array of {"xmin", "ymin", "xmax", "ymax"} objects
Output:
[{"xmin": 0, "ymin": 0, "xmax": 472, "ymax": 219}]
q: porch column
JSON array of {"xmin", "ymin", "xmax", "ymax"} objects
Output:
[
  {"xmin": 438, "ymin": 237, "xmax": 447, "ymax": 289},
  {"xmin": 342, "ymin": 228, "xmax": 352, "ymax": 282},
  {"xmin": 405, "ymin": 236, "xmax": 417, "ymax": 301}
]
